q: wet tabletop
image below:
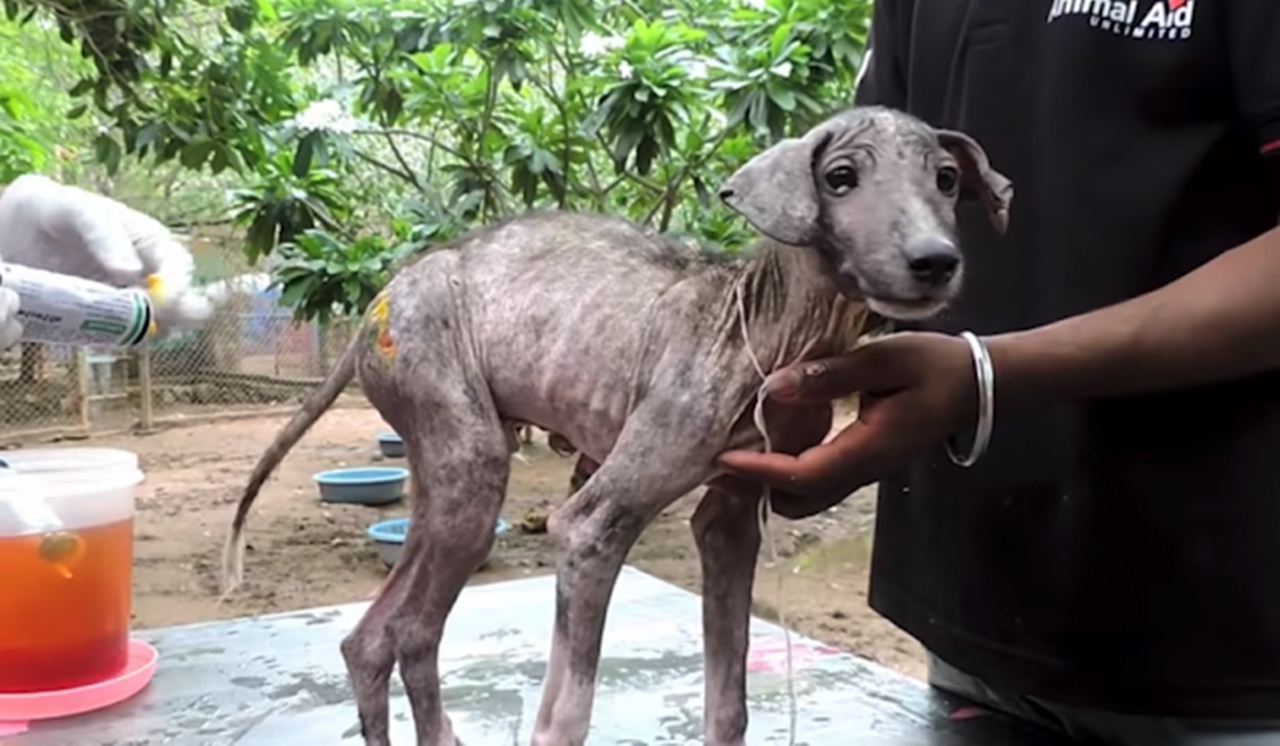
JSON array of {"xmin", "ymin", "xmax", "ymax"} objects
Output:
[{"xmin": 10, "ymin": 566, "xmax": 1068, "ymax": 745}]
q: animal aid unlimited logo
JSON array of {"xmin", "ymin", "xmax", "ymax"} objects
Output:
[{"xmin": 1046, "ymin": 0, "xmax": 1196, "ymax": 40}]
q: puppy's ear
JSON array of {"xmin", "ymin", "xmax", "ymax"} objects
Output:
[
  {"xmin": 718, "ymin": 130, "xmax": 828, "ymax": 246},
  {"xmin": 935, "ymin": 129, "xmax": 1014, "ymax": 235}
]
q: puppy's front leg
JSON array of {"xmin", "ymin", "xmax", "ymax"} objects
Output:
[{"xmin": 692, "ymin": 487, "xmax": 762, "ymax": 746}]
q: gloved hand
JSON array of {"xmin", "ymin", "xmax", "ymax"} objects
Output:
[
  {"xmin": 0, "ymin": 174, "xmax": 213, "ymax": 347},
  {"xmin": 0, "ymin": 286, "xmax": 17, "ymax": 350}
]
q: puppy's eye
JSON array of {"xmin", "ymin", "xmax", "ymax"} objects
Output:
[
  {"xmin": 936, "ymin": 166, "xmax": 960, "ymax": 195},
  {"xmin": 824, "ymin": 165, "xmax": 859, "ymax": 195}
]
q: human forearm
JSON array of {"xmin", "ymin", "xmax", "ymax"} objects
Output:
[{"xmin": 986, "ymin": 221, "xmax": 1280, "ymax": 406}]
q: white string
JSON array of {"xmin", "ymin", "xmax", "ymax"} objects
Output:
[{"xmin": 735, "ymin": 281, "xmax": 798, "ymax": 746}]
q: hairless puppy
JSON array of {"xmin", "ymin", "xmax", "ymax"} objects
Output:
[{"xmin": 222, "ymin": 105, "xmax": 1012, "ymax": 746}]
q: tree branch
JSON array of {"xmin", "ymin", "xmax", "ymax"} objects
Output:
[
  {"xmin": 354, "ymin": 128, "xmax": 473, "ymax": 171},
  {"xmin": 350, "ymin": 146, "xmax": 417, "ymax": 188},
  {"xmin": 380, "ymin": 129, "xmax": 424, "ymax": 192}
]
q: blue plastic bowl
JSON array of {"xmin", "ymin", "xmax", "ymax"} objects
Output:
[
  {"xmin": 367, "ymin": 517, "xmax": 509, "ymax": 569},
  {"xmin": 313, "ymin": 466, "xmax": 409, "ymax": 505},
  {"xmin": 375, "ymin": 432, "xmax": 405, "ymax": 458}
]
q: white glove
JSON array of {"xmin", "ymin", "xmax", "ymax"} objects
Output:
[
  {"xmin": 0, "ymin": 174, "xmax": 213, "ymax": 344},
  {"xmin": 0, "ymin": 286, "xmax": 19, "ymax": 351}
]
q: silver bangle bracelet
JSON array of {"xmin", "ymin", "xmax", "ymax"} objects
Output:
[{"xmin": 946, "ymin": 331, "xmax": 995, "ymax": 468}]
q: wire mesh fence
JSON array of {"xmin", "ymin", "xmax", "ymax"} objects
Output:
[{"xmin": 0, "ymin": 225, "xmax": 359, "ymax": 444}]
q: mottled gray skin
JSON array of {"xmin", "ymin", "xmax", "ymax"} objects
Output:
[{"xmin": 221, "ymin": 106, "xmax": 1012, "ymax": 746}]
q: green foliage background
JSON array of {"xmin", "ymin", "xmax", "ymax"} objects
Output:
[{"xmin": 1, "ymin": 0, "xmax": 871, "ymax": 322}]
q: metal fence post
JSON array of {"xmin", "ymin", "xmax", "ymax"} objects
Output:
[
  {"xmin": 137, "ymin": 344, "xmax": 154, "ymax": 432},
  {"xmin": 75, "ymin": 348, "xmax": 91, "ymax": 430}
]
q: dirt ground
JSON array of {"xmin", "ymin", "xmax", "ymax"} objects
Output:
[{"xmin": 85, "ymin": 401, "xmax": 927, "ymax": 681}]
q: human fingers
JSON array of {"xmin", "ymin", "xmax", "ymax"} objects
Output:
[
  {"xmin": 54, "ymin": 183, "xmax": 148, "ymax": 285},
  {"xmin": 716, "ymin": 448, "xmax": 803, "ymax": 485},
  {"xmin": 706, "ymin": 472, "xmax": 837, "ymax": 520},
  {"xmin": 118, "ymin": 205, "xmax": 195, "ymax": 295},
  {"xmin": 115, "ymin": 206, "xmax": 214, "ymax": 337},
  {"xmin": 761, "ymin": 337, "xmax": 909, "ymax": 404},
  {"xmin": 717, "ymin": 417, "xmax": 886, "ymax": 495},
  {"xmin": 715, "ymin": 443, "xmax": 861, "ymax": 519}
]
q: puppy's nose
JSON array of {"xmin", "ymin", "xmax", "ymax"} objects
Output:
[{"xmin": 902, "ymin": 237, "xmax": 960, "ymax": 287}]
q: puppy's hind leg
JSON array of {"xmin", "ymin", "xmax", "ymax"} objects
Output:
[
  {"xmin": 566, "ymin": 453, "xmax": 598, "ymax": 497},
  {"xmin": 343, "ymin": 335, "xmax": 510, "ymax": 744},
  {"xmin": 340, "ymin": 412, "xmax": 508, "ymax": 746},
  {"xmin": 341, "ymin": 541, "xmax": 411, "ymax": 746},
  {"xmin": 391, "ymin": 415, "xmax": 510, "ymax": 746}
]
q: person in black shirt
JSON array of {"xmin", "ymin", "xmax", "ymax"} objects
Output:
[{"xmin": 718, "ymin": 1, "xmax": 1280, "ymax": 742}]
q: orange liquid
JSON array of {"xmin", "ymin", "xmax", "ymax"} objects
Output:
[{"xmin": 0, "ymin": 518, "xmax": 133, "ymax": 693}]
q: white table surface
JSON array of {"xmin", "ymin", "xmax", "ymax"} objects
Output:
[{"xmin": 6, "ymin": 566, "xmax": 1063, "ymax": 745}]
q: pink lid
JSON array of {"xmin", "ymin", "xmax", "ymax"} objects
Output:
[{"xmin": 0, "ymin": 638, "xmax": 157, "ymax": 724}]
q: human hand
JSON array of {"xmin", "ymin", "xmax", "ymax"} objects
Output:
[
  {"xmin": 0, "ymin": 174, "xmax": 212, "ymax": 342},
  {"xmin": 708, "ymin": 397, "xmax": 835, "ymax": 517},
  {"xmin": 717, "ymin": 332, "xmax": 979, "ymax": 519}
]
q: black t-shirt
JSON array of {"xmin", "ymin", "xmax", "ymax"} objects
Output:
[{"xmin": 856, "ymin": 0, "xmax": 1280, "ymax": 719}]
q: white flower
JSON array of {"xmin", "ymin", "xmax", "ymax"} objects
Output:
[
  {"xmin": 293, "ymin": 99, "xmax": 358, "ymax": 135},
  {"xmin": 580, "ymin": 32, "xmax": 624, "ymax": 57},
  {"xmin": 685, "ymin": 59, "xmax": 709, "ymax": 81},
  {"xmin": 618, "ymin": 61, "xmax": 635, "ymax": 80}
]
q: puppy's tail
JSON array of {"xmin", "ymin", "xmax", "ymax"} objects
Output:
[{"xmin": 219, "ymin": 337, "xmax": 361, "ymax": 601}]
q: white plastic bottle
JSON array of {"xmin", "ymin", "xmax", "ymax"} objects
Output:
[{"xmin": 0, "ymin": 263, "xmax": 156, "ymax": 347}]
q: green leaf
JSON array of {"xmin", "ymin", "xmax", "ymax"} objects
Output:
[
  {"xmin": 293, "ymin": 131, "xmax": 319, "ymax": 177},
  {"xmin": 93, "ymin": 134, "xmax": 122, "ymax": 176},
  {"xmin": 611, "ymin": 124, "xmax": 645, "ymax": 168},
  {"xmin": 634, "ymin": 134, "xmax": 659, "ymax": 176},
  {"xmin": 277, "ymin": 277, "xmax": 313, "ymax": 309},
  {"xmin": 132, "ymin": 122, "xmax": 160, "ymax": 152},
  {"xmin": 179, "ymin": 139, "xmax": 215, "ymax": 170},
  {"xmin": 225, "ymin": 3, "xmax": 255, "ymax": 33},
  {"xmin": 770, "ymin": 23, "xmax": 794, "ymax": 59},
  {"xmin": 210, "ymin": 148, "xmax": 230, "ymax": 174},
  {"xmin": 67, "ymin": 79, "xmax": 93, "ymax": 98},
  {"xmin": 767, "ymin": 84, "xmax": 797, "ymax": 112},
  {"xmin": 693, "ymin": 175, "xmax": 710, "ymax": 209}
]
